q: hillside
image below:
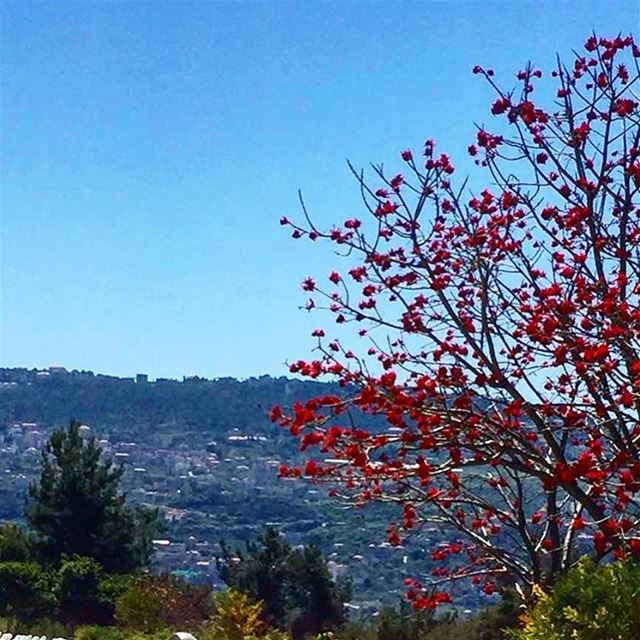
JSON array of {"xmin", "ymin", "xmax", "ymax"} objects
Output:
[{"xmin": 0, "ymin": 367, "xmax": 484, "ymax": 610}]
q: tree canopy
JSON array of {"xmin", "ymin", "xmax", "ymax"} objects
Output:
[
  {"xmin": 26, "ymin": 420, "xmax": 160, "ymax": 572},
  {"xmin": 218, "ymin": 527, "xmax": 350, "ymax": 639}
]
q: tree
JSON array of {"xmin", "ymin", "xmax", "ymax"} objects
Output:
[
  {"xmin": 512, "ymin": 557, "xmax": 640, "ymax": 640},
  {"xmin": 273, "ymin": 34, "xmax": 640, "ymax": 607},
  {"xmin": 208, "ymin": 589, "xmax": 266, "ymax": 640},
  {"xmin": 26, "ymin": 420, "xmax": 161, "ymax": 572},
  {"xmin": 218, "ymin": 527, "xmax": 350, "ymax": 639},
  {"xmin": 0, "ymin": 523, "xmax": 36, "ymax": 562}
]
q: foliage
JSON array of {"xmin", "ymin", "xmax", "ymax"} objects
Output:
[
  {"xmin": 97, "ymin": 572, "xmax": 135, "ymax": 611},
  {"xmin": 328, "ymin": 601, "xmax": 440, "ymax": 640},
  {"xmin": 114, "ymin": 581, "xmax": 164, "ymax": 632},
  {"xmin": 0, "ymin": 523, "xmax": 36, "ymax": 562},
  {"xmin": 275, "ymin": 33, "xmax": 640, "ymax": 605},
  {"xmin": 74, "ymin": 625, "xmax": 128, "ymax": 640},
  {"xmin": 284, "ymin": 544, "xmax": 351, "ymax": 639},
  {"xmin": 374, "ymin": 599, "xmax": 440, "ymax": 640},
  {"xmin": 260, "ymin": 630, "xmax": 293, "ymax": 640},
  {"xmin": 0, "ymin": 561, "xmax": 57, "ymax": 623},
  {"xmin": 74, "ymin": 626, "xmax": 171, "ymax": 640},
  {"xmin": 511, "ymin": 557, "xmax": 640, "ymax": 640},
  {"xmin": 0, "ymin": 556, "xmax": 136, "ymax": 627},
  {"xmin": 26, "ymin": 420, "xmax": 161, "ymax": 572},
  {"xmin": 58, "ymin": 556, "xmax": 111, "ymax": 624},
  {"xmin": 219, "ymin": 527, "xmax": 350, "ymax": 639},
  {"xmin": 326, "ymin": 599, "xmax": 517, "ymax": 640},
  {"xmin": 115, "ymin": 574, "xmax": 214, "ymax": 631},
  {"xmin": 205, "ymin": 588, "xmax": 266, "ymax": 640},
  {"xmin": 0, "ymin": 615, "xmax": 70, "ymax": 638},
  {"xmin": 421, "ymin": 604, "xmax": 518, "ymax": 640},
  {"xmin": 219, "ymin": 527, "xmax": 290, "ymax": 624}
]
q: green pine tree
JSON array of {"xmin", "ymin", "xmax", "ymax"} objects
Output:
[
  {"xmin": 218, "ymin": 527, "xmax": 350, "ymax": 640},
  {"xmin": 26, "ymin": 420, "xmax": 161, "ymax": 572}
]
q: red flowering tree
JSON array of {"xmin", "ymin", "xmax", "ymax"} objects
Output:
[{"xmin": 273, "ymin": 35, "xmax": 640, "ymax": 607}]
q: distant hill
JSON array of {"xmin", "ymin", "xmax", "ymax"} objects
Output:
[
  {"xmin": 0, "ymin": 367, "xmax": 488, "ymax": 609},
  {"xmin": 0, "ymin": 367, "xmax": 335, "ymax": 449}
]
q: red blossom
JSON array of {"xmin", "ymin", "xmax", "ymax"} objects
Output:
[{"xmin": 491, "ymin": 97, "xmax": 511, "ymax": 115}]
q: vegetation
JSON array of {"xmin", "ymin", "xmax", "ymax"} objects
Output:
[
  {"xmin": 207, "ymin": 589, "xmax": 265, "ymax": 640},
  {"xmin": 0, "ymin": 523, "xmax": 36, "ymax": 562},
  {"xmin": 0, "ymin": 423, "xmax": 161, "ymax": 627},
  {"xmin": 511, "ymin": 557, "xmax": 640, "ymax": 640},
  {"xmin": 0, "ymin": 560, "xmax": 57, "ymax": 622},
  {"xmin": 26, "ymin": 420, "xmax": 161, "ymax": 573},
  {"xmin": 276, "ymin": 33, "xmax": 640, "ymax": 607},
  {"xmin": 115, "ymin": 575, "xmax": 215, "ymax": 630},
  {"xmin": 218, "ymin": 527, "xmax": 350, "ymax": 639}
]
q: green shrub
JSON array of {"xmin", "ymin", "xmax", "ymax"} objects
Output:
[
  {"xmin": 510, "ymin": 557, "xmax": 640, "ymax": 640},
  {"xmin": 115, "ymin": 574, "xmax": 214, "ymax": 631},
  {"xmin": 96, "ymin": 572, "xmax": 135, "ymax": 624},
  {"xmin": 0, "ymin": 615, "xmax": 70, "ymax": 638},
  {"xmin": 0, "ymin": 561, "xmax": 57, "ymax": 623},
  {"xmin": 374, "ymin": 599, "xmax": 440, "ymax": 640},
  {"xmin": 202, "ymin": 588, "xmax": 265, "ymax": 640},
  {"xmin": 74, "ymin": 625, "xmax": 127, "ymax": 640},
  {"xmin": 0, "ymin": 524, "xmax": 36, "ymax": 562},
  {"xmin": 115, "ymin": 582, "xmax": 164, "ymax": 632},
  {"xmin": 59, "ymin": 556, "xmax": 108, "ymax": 624},
  {"xmin": 74, "ymin": 627, "xmax": 172, "ymax": 640},
  {"xmin": 325, "ymin": 620, "xmax": 375, "ymax": 640},
  {"xmin": 262, "ymin": 630, "xmax": 291, "ymax": 640}
]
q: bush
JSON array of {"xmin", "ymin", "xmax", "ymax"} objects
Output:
[
  {"xmin": 0, "ymin": 524, "xmax": 36, "ymax": 562},
  {"xmin": 0, "ymin": 561, "xmax": 57, "ymax": 623},
  {"xmin": 0, "ymin": 615, "xmax": 70, "ymax": 638},
  {"xmin": 98, "ymin": 572, "xmax": 134, "ymax": 614},
  {"xmin": 74, "ymin": 625, "xmax": 127, "ymax": 640},
  {"xmin": 204, "ymin": 588, "xmax": 265, "ymax": 640},
  {"xmin": 74, "ymin": 627, "xmax": 171, "ymax": 640},
  {"xmin": 115, "ymin": 574, "xmax": 214, "ymax": 631},
  {"xmin": 327, "ymin": 600, "xmax": 518, "ymax": 640},
  {"xmin": 115, "ymin": 582, "xmax": 164, "ymax": 632},
  {"xmin": 59, "ymin": 556, "xmax": 108, "ymax": 624},
  {"xmin": 219, "ymin": 528, "xmax": 349, "ymax": 639},
  {"xmin": 511, "ymin": 557, "xmax": 640, "ymax": 640},
  {"xmin": 374, "ymin": 599, "xmax": 440, "ymax": 640}
]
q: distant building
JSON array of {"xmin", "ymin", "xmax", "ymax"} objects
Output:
[
  {"xmin": 48, "ymin": 366, "xmax": 68, "ymax": 375},
  {"xmin": 136, "ymin": 373, "xmax": 148, "ymax": 384}
]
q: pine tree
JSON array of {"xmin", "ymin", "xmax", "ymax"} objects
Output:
[
  {"xmin": 218, "ymin": 527, "xmax": 350, "ymax": 639},
  {"xmin": 26, "ymin": 420, "xmax": 160, "ymax": 572}
]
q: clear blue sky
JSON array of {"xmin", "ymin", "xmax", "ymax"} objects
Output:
[{"xmin": 1, "ymin": 1, "xmax": 638, "ymax": 379}]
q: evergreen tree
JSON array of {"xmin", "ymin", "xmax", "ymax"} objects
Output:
[
  {"xmin": 26, "ymin": 420, "xmax": 160, "ymax": 572},
  {"xmin": 218, "ymin": 527, "xmax": 350, "ymax": 639}
]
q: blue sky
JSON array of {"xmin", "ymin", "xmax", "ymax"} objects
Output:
[{"xmin": 2, "ymin": 0, "xmax": 638, "ymax": 379}]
